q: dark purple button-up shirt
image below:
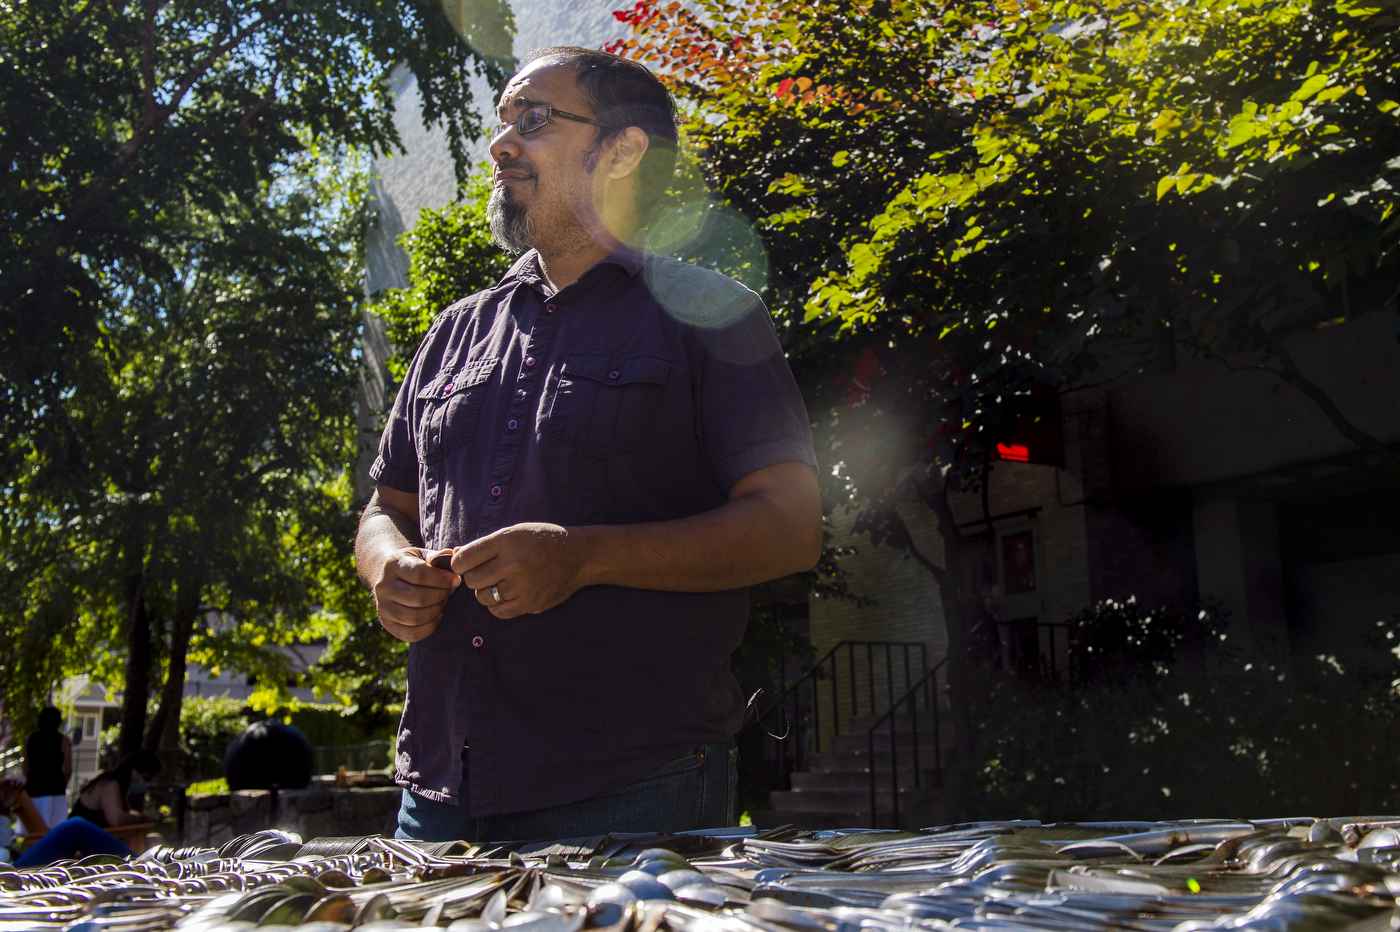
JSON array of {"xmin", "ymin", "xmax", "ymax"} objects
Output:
[{"xmin": 370, "ymin": 245, "xmax": 816, "ymax": 816}]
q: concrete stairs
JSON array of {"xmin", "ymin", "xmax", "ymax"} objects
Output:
[{"xmin": 760, "ymin": 712, "xmax": 954, "ymax": 830}]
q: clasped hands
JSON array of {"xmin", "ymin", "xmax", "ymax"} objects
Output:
[{"xmin": 371, "ymin": 523, "xmax": 586, "ymax": 642}]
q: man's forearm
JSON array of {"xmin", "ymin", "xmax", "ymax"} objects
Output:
[
  {"xmin": 355, "ymin": 492, "xmax": 424, "ymax": 588},
  {"xmin": 572, "ymin": 490, "xmax": 820, "ymax": 592},
  {"xmin": 358, "ymin": 485, "xmax": 463, "ymax": 639},
  {"xmin": 568, "ymin": 461, "xmax": 822, "ymax": 592}
]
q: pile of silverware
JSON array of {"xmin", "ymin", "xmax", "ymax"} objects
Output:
[{"xmin": 3, "ymin": 817, "xmax": 1399, "ymax": 932}]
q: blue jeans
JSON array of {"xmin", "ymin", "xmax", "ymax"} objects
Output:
[
  {"xmin": 14, "ymin": 817, "xmax": 131, "ymax": 867},
  {"xmin": 397, "ymin": 740, "xmax": 737, "ymax": 842}
]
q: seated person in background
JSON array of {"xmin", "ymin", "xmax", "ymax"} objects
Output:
[
  {"xmin": 0, "ymin": 777, "xmax": 18, "ymax": 862},
  {"xmin": 3, "ymin": 750, "xmax": 165, "ymax": 866},
  {"xmin": 0, "ymin": 778, "xmax": 130, "ymax": 867},
  {"xmin": 70, "ymin": 748, "xmax": 162, "ymax": 832},
  {"xmin": 13, "ymin": 817, "xmax": 134, "ymax": 867}
]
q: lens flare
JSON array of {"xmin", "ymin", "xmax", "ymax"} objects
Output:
[
  {"xmin": 441, "ymin": 0, "xmax": 516, "ymax": 67},
  {"xmin": 647, "ymin": 200, "xmax": 770, "ymax": 296},
  {"xmin": 642, "ymin": 199, "xmax": 775, "ymax": 365}
]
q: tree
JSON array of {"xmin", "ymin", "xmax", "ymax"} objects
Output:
[
  {"xmin": 609, "ymin": 0, "xmax": 1400, "ymax": 764},
  {"xmin": 803, "ymin": 0, "xmax": 1400, "ymax": 476},
  {"xmin": 2, "ymin": 0, "xmax": 511, "ymax": 478},
  {"xmin": 608, "ymin": 0, "xmax": 1073, "ymax": 759},
  {"xmin": 1, "ymin": 141, "xmax": 368, "ymax": 763},
  {"xmin": 2, "ymin": 0, "xmax": 514, "ymax": 756}
]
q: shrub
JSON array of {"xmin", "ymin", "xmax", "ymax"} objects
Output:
[{"xmin": 957, "ymin": 603, "xmax": 1400, "ymax": 821}]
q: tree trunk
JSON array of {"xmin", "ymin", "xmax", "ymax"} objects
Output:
[
  {"xmin": 921, "ymin": 481, "xmax": 978, "ymax": 765},
  {"xmin": 118, "ymin": 571, "xmax": 152, "ymax": 759},
  {"xmin": 143, "ymin": 577, "xmax": 202, "ymax": 779}
]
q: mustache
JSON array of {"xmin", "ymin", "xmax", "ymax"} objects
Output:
[{"xmin": 494, "ymin": 158, "xmax": 535, "ymax": 178}]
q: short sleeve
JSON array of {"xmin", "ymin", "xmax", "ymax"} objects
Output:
[
  {"xmin": 695, "ymin": 293, "xmax": 817, "ymax": 493},
  {"xmin": 369, "ymin": 375, "xmax": 418, "ymax": 492},
  {"xmin": 368, "ymin": 314, "xmax": 453, "ymax": 493}
]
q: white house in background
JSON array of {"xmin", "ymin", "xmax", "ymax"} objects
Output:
[
  {"xmin": 183, "ymin": 642, "xmax": 329, "ymax": 704},
  {"xmin": 57, "ymin": 675, "xmax": 119, "ymax": 800}
]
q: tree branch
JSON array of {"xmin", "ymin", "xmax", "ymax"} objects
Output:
[
  {"xmin": 141, "ymin": 0, "xmax": 159, "ymax": 122},
  {"xmin": 899, "ymin": 491, "xmax": 947, "ymax": 585},
  {"xmin": 61, "ymin": 0, "xmax": 99, "ymax": 38},
  {"xmin": 1261, "ymin": 327, "xmax": 1400, "ymax": 482},
  {"xmin": 34, "ymin": 2, "xmax": 287, "ymax": 258},
  {"xmin": 238, "ymin": 39, "xmax": 287, "ymax": 129}
]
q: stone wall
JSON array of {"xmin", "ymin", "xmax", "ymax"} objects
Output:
[{"xmin": 186, "ymin": 786, "xmax": 401, "ymax": 847}]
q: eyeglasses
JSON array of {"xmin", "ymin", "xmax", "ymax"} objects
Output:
[{"xmin": 493, "ymin": 105, "xmax": 612, "ymax": 140}]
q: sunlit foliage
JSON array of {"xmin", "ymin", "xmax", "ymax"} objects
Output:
[{"xmin": 611, "ymin": 0, "xmax": 1400, "ymax": 762}]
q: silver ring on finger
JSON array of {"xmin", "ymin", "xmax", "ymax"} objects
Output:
[{"xmin": 491, "ymin": 585, "xmax": 504, "ymax": 604}]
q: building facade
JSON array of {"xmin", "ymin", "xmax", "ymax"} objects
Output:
[{"xmin": 811, "ymin": 311, "xmax": 1400, "ymax": 681}]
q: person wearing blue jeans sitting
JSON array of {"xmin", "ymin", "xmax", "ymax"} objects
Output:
[
  {"xmin": 0, "ymin": 779, "xmax": 130, "ymax": 867},
  {"xmin": 14, "ymin": 817, "xmax": 131, "ymax": 867},
  {"xmin": 2, "ymin": 750, "xmax": 164, "ymax": 866}
]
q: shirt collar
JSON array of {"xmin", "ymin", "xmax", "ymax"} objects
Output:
[
  {"xmin": 506, "ymin": 250, "xmax": 545, "ymax": 287},
  {"xmin": 504, "ymin": 239, "xmax": 650, "ymax": 291},
  {"xmin": 598, "ymin": 238, "xmax": 648, "ymax": 278}
]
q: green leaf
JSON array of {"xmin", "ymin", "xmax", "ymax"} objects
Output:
[{"xmin": 1291, "ymin": 73, "xmax": 1331, "ymax": 102}]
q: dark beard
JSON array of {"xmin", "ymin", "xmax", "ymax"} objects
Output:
[{"xmin": 488, "ymin": 184, "xmax": 534, "ymax": 255}]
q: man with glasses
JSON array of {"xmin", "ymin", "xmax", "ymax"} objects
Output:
[{"xmin": 356, "ymin": 47, "xmax": 821, "ymax": 841}]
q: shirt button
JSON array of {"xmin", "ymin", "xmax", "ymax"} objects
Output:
[
  {"xmin": 472, "ymin": 636, "xmax": 484, "ymax": 648},
  {"xmin": 507, "ymin": 419, "xmax": 519, "ymax": 431},
  {"xmin": 491, "ymin": 485, "xmax": 502, "ymax": 497},
  {"xmin": 525, "ymin": 357, "xmax": 537, "ymax": 368},
  {"xmin": 608, "ymin": 370, "xmax": 620, "ymax": 380},
  {"xmin": 443, "ymin": 383, "xmax": 455, "ymax": 394},
  {"xmin": 545, "ymin": 303, "xmax": 556, "ymax": 313}
]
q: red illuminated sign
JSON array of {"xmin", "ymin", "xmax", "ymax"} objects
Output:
[{"xmin": 996, "ymin": 443, "xmax": 1030, "ymax": 462}]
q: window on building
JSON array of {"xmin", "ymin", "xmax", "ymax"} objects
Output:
[{"xmin": 1003, "ymin": 532, "xmax": 1036, "ymax": 594}]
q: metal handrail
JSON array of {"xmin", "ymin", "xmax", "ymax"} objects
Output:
[
  {"xmin": 866, "ymin": 655, "xmax": 948, "ymax": 828},
  {"xmin": 993, "ymin": 620, "xmax": 1071, "ymax": 683},
  {"xmin": 760, "ymin": 641, "xmax": 928, "ymax": 791}
]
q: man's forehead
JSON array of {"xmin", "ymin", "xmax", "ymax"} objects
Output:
[{"xmin": 497, "ymin": 61, "xmax": 582, "ymax": 115}]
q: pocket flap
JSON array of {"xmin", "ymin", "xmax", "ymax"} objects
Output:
[
  {"xmin": 562, "ymin": 352, "xmax": 671, "ymax": 386},
  {"xmin": 417, "ymin": 357, "xmax": 498, "ymax": 400}
]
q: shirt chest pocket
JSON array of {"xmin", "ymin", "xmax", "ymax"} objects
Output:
[
  {"xmin": 415, "ymin": 358, "xmax": 498, "ymax": 466},
  {"xmin": 546, "ymin": 351, "xmax": 672, "ymax": 456}
]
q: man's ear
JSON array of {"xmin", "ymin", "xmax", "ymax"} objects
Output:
[{"xmin": 606, "ymin": 127, "xmax": 651, "ymax": 181}]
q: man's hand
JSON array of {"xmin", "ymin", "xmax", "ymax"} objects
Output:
[
  {"xmin": 452, "ymin": 523, "xmax": 585, "ymax": 619},
  {"xmin": 357, "ymin": 485, "xmax": 462, "ymax": 642},
  {"xmin": 369, "ymin": 547, "xmax": 463, "ymax": 640}
]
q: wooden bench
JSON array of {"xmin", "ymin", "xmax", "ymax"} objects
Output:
[{"xmin": 106, "ymin": 821, "xmax": 160, "ymax": 853}]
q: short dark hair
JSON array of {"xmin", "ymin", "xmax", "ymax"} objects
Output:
[
  {"xmin": 37, "ymin": 707, "xmax": 62, "ymax": 731},
  {"xmin": 518, "ymin": 46, "xmax": 679, "ymax": 219}
]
